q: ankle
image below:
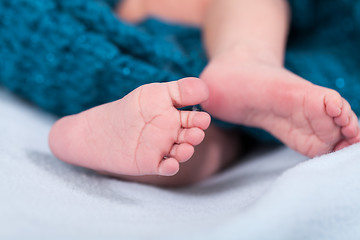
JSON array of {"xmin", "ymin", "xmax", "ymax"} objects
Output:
[
  {"xmin": 211, "ymin": 42, "xmax": 284, "ymax": 68},
  {"xmin": 116, "ymin": 0, "xmax": 147, "ymax": 23}
]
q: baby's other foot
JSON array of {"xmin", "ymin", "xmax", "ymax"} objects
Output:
[
  {"xmin": 49, "ymin": 78, "xmax": 211, "ymax": 176},
  {"xmin": 201, "ymin": 58, "xmax": 360, "ymax": 157},
  {"xmin": 268, "ymin": 82, "xmax": 360, "ymax": 157}
]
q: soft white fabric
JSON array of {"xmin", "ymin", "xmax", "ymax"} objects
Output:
[{"xmin": 1, "ymin": 88, "xmax": 360, "ymax": 240}]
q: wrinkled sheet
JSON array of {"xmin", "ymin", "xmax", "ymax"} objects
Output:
[{"xmin": 1, "ymin": 87, "xmax": 360, "ymax": 240}]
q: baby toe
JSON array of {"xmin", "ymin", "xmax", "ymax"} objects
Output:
[
  {"xmin": 169, "ymin": 143, "xmax": 194, "ymax": 163},
  {"xmin": 158, "ymin": 158, "xmax": 180, "ymax": 176},
  {"xmin": 348, "ymin": 132, "xmax": 360, "ymax": 145},
  {"xmin": 324, "ymin": 90, "xmax": 343, "ymax": 117},
  {"xmin": 334, "ymin": 132, "xmax": 360, "ymax": 151},
  {"xmin": 180, "ymin": 111, "xmax": 211, "ymax": 130},
  {"xmin": 334, "ymin": 139, "xmax": 351, "ymax": 151},
  {"xmin": 341, "ymin": 112, "xmax": 359, "ymax": 138},
  {"xmin": 177, "ymin": 128, "xmax": 205, "ymax": 146},
  {"xmin": 167, "ymin": 77, "xmax": 209, "ymax": 108},
  {"xmin": 334, "ymin": 99, "xmax": 351, "ymax": 126}
]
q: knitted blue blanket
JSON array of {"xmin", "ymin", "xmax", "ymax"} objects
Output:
[{"xmin": 1, "ymin": 0, "xmax": 360, "ymax": 139}]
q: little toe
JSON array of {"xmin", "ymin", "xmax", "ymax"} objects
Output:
[
  {"xmin": 324, "ymin": 91, "xmax": 343, "ymax": 117},
  {"xmin": 348, "ymin": 132, "xmax": 360, "ymax": 145},
  {"xmin": 334, "ymin": 99, "xmax": 351, "ymax": 126},
  {"xmin": 341, "ymin": 112, "xmax": 359, "ymax": 138},
  {"xmin": 334, "ymin": 139, "xmax": 351, "ymax": 151},
  {"xmin": 169, "ymin": 143, "xmax": 194, "ymax": 163},
  {"xmin": 167, "ymin": 77, "xmax": 209, "ymax": 108},
  {"xmin": 334, "ymin": 132, "xmax": 360, "ymax": 151},
  {"xmin": 158, "ymin": 158, "xmax": 180, "ymax": 176},
  {"xmin": 180, "ymin": 111, "xmax": 211, "ymax": 130},
  {"xmin": 177, "ymin": 128, "xmax": 205, "ymax": 146}
]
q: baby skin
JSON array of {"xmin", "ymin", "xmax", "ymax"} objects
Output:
[
  {"xmin": 49, "ymin": 0, "xmax": 360, "ymax": 187},
  {"xmin": 201, "ymin": 50, "xmax": 360, "ymax": 158},
  {"xmin": 49, "ymin": 78, "xmax": 211, "ymax": 177},
  {"xmin": 49, "ymin": 71, "xmax": 360, "ymax": 185}
]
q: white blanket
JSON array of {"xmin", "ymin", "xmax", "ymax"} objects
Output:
[{"xmin": 1, "ymin": 87, "xmax": 360, "ymax": 240}]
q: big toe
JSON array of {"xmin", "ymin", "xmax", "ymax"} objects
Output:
[{"xmin": 168, "ymin": 77, "xmax": 209, "ymax": 108}]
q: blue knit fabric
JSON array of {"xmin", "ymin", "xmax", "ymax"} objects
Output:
[
  {"xmin": 0, "ymin": 0, "xmax": 206, "ymax": 115},
  {"xmin": 0, "ymin": 0, "xmax": 360, "ymax": 141}
]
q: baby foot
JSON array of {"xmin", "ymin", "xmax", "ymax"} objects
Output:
[
  {"xmin": 261, "ymin": 82, "xmax": 360, "ymax": 157},
  {"xmin": 201, "ymin": 58, "xmax": 360, "ymax": 157},
  {"xmin": 49, "ymin": 78, "xmax": 211, "ymax": 176}
]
